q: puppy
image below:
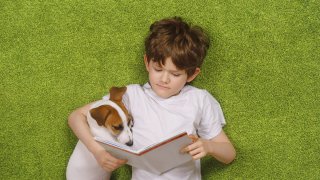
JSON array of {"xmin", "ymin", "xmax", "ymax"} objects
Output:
[
  {"xmin": 88, "ymin": 86, "xmax": 133, "ymax": 146},
  {"xmin": 67, "ymin": 87, "xmax": 133, "ymax": 180}
]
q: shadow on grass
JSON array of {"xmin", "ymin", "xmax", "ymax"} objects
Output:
[
  {"xmin": 201, "ymin": 156, "xmax": 231, "ymax": 177},
  {"xmin": 111, "ymin": 165, "xmax": 132, "ymax": 180}
]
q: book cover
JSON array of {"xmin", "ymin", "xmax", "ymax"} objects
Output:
[{"xmin": 95, "ymin": 132, "xmax": 193, "ymax": 174}]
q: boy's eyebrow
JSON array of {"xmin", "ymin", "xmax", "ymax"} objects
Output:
[{"xmin": 153, "ymin": 64, "xmax": 181, "ymax": 72}]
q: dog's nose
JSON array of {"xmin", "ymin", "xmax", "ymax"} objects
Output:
[{"xmin": 126, "ymin": 141, "xmax": 133, "ymax": 146}]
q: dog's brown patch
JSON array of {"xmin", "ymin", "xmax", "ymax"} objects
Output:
[
  {"xmin": 90, "ymin": 105, "xmax": 123, "ymax": 135},
  {"xmin": 109, "ymin": 86, "xmax": 133, "ymax": 127}
]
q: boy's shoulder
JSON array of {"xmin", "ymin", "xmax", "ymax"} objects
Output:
[
  {"xmin": 125, "ymin": 84, "xmax": 144, "ymax": 92},
  {"xmin": 126, "ymin": 84, "xmax": 143, "ymax": 89},
  {"xmin": 183, "ymin": 85, "xmax": 210, "ymax": 96},
  {"xmin": 183, "ymin": 85, "xmax": 220, "ymax": 104},
  {"xmin": 125, "ymin": 84, "xmax": 209, "ymax": 95},
  {"xmin": 124, "ymin": 83, "xmax": 216, "ymax": 101},
  {"xmin": 124, "ymin": 84, "xmax": 146, "ymax": 97}
]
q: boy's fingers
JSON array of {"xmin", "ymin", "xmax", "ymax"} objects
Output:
[
  {"xmin": 189, "ymin": 148, "xmax": 202, "ymax": 156},
  {"xmin": 107, "ymin": 154, "xmax": 127, "ymax": 164},
  {"xmin": 180, "ymin": 142, "xmax": 199, "ymax": 154},
  {"xmin": 104, "ymin": 160, "xmax": 117, "ymax": 167},
  {"xmin": 188, "ymin": 134, "xmax": 199, "ymax": 142},
  {"xmin": 115, "ymin": 159, "xmax": 127, "ymax": 167},
  {"xmin": 118, "ymin": 159, "xmax": 128, "ymax": 165},
  {"xmin": 180, "ymin": 147, "xmax": 187, "ymax": 154},
  {"xmin": 181, "ymin": 135, "xmax": 199, "ymax": 153},
  {"xmin": 104, "ymin": 159, "xmax": 127, "ymax": 170},
  {"xmin": 187, "ymin": 142, "xmax": 199, "ymax": 151},
  {"xmin": 180, "ymin": 143, "xmax": 194, "ymax": 153},
  {"xmin": 192, "ymin": 152, "xmax": 204, "ymax": 160}
]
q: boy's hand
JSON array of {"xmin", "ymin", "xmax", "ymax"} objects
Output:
[
  {"xmin": 181, "ymin": 135, "xmax": 211, "ymax": 160},
  {"xmin": 93, "ymin": 149, "xmax": 127, "ymax": 172}
]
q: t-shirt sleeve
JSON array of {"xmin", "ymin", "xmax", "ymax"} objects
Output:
[
  {"xmin": 102, "ymin": 94, "xmax": 110, "ymax": 101},
  {"xmin": 197, "ymin": 90, "xmax": 226, "ymax": 139}
]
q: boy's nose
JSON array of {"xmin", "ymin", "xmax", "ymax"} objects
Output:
[{"xmin": 160, "ymin": 72, "xmax": 170, "ymax": 83}]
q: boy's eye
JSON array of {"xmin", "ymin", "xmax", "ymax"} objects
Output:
[
  {"xmin": 154, "ymin": 67, "xmax": 162, "ymax": 71},
  {"xmin": 172, "ymin": 73, "xmax": 181, "ymax": 77}
]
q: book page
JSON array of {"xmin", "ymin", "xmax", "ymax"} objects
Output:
[
  {"xmin": 94, "ymin": 137, "xmax": 139, "ymax": 153},
  {"xmin": 95, "ymin": 132, "xmax": 193, "ymax": 174},
  {"xmin": 135, "ymin": 132, "xmax": 190, "ymax": 154},
  {"xmin": 138, "ymin": 133, "xmax": 193, "ymax": 174}
]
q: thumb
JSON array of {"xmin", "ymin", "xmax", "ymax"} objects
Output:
[{"xmin": 188, "ymin": 134, "xmax": 199, "ymax": 142}]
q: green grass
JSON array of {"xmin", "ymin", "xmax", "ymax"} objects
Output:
[{"xmin": 1, "ymin": 0, "xmax": 319, "ymax": 179}]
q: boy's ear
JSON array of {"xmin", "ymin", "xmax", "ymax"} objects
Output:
[
  {"xmin": 187, "ymin": 68, "xmax": 201, "ymax": 82},
  {"xmin": 144, "ymin": 54, "xmax": 150, "ymax": 72}
]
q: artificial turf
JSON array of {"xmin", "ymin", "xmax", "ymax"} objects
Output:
[{"xmin": 0, "ymin": 0, "xmax": 319, "ymax": 179}]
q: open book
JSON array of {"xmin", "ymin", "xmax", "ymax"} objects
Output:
[{"xmin": 95, "ymin": 132, "xmax": 193, "ymax": 175}]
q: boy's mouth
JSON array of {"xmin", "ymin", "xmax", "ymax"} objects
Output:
[{"xmin": 156, "ymin": 84, "xmax": 170, "ymax": 89}]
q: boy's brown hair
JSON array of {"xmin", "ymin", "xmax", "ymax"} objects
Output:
[{"xmin": 145, "ymin": 17, "xmax": 210, "ymax": 77}]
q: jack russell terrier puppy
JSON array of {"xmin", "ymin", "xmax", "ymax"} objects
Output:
[{"xmin": 67, "ymin": 86, "xmax": 133, "ymax": 180}]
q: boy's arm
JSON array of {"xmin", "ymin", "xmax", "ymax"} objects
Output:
[
  {"xmin": 68, "ymin": 102, "xmax": 102, "ymax": 153},
  {"xmin": 207, "ymin": 130, "xmax": 236, "ymax": 164},
  {"xmin": 183, "ymin": 130, "xmax": 236, "ymax": 164},
  {"xmin": 68, "ymin": 102, "xmax": 127, "ymax": 171}
]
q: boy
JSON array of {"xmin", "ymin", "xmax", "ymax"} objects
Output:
[{"xmin": 67, "ymin": 17, "xmax": 235, "ymax": 180}]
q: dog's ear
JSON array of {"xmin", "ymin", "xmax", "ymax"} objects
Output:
[
  {"xmin": 109, "ymin": 87, "xmax": 127, "ymax": 102},
  {"xmin": 90, "ymin": 105, "xmax": 112, "ymax": 126}
]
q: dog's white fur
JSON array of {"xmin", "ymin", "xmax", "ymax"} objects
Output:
[{"xmin": 66, "ymin": 99, "xmax": 133, "ymax": 180}]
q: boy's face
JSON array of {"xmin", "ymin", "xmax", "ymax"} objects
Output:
[{"xmin": 144, "ymin": 56, "xmax": 200, "ymax": 99}]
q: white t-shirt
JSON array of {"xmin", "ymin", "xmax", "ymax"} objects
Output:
[{"xmin": 104, "ymin": 83, "xmax": 226, "ymax": 180}]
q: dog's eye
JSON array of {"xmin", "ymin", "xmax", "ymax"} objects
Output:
[{"xmin": 112, "ymin": 125, "xmax": 123, "ymax": 131}]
